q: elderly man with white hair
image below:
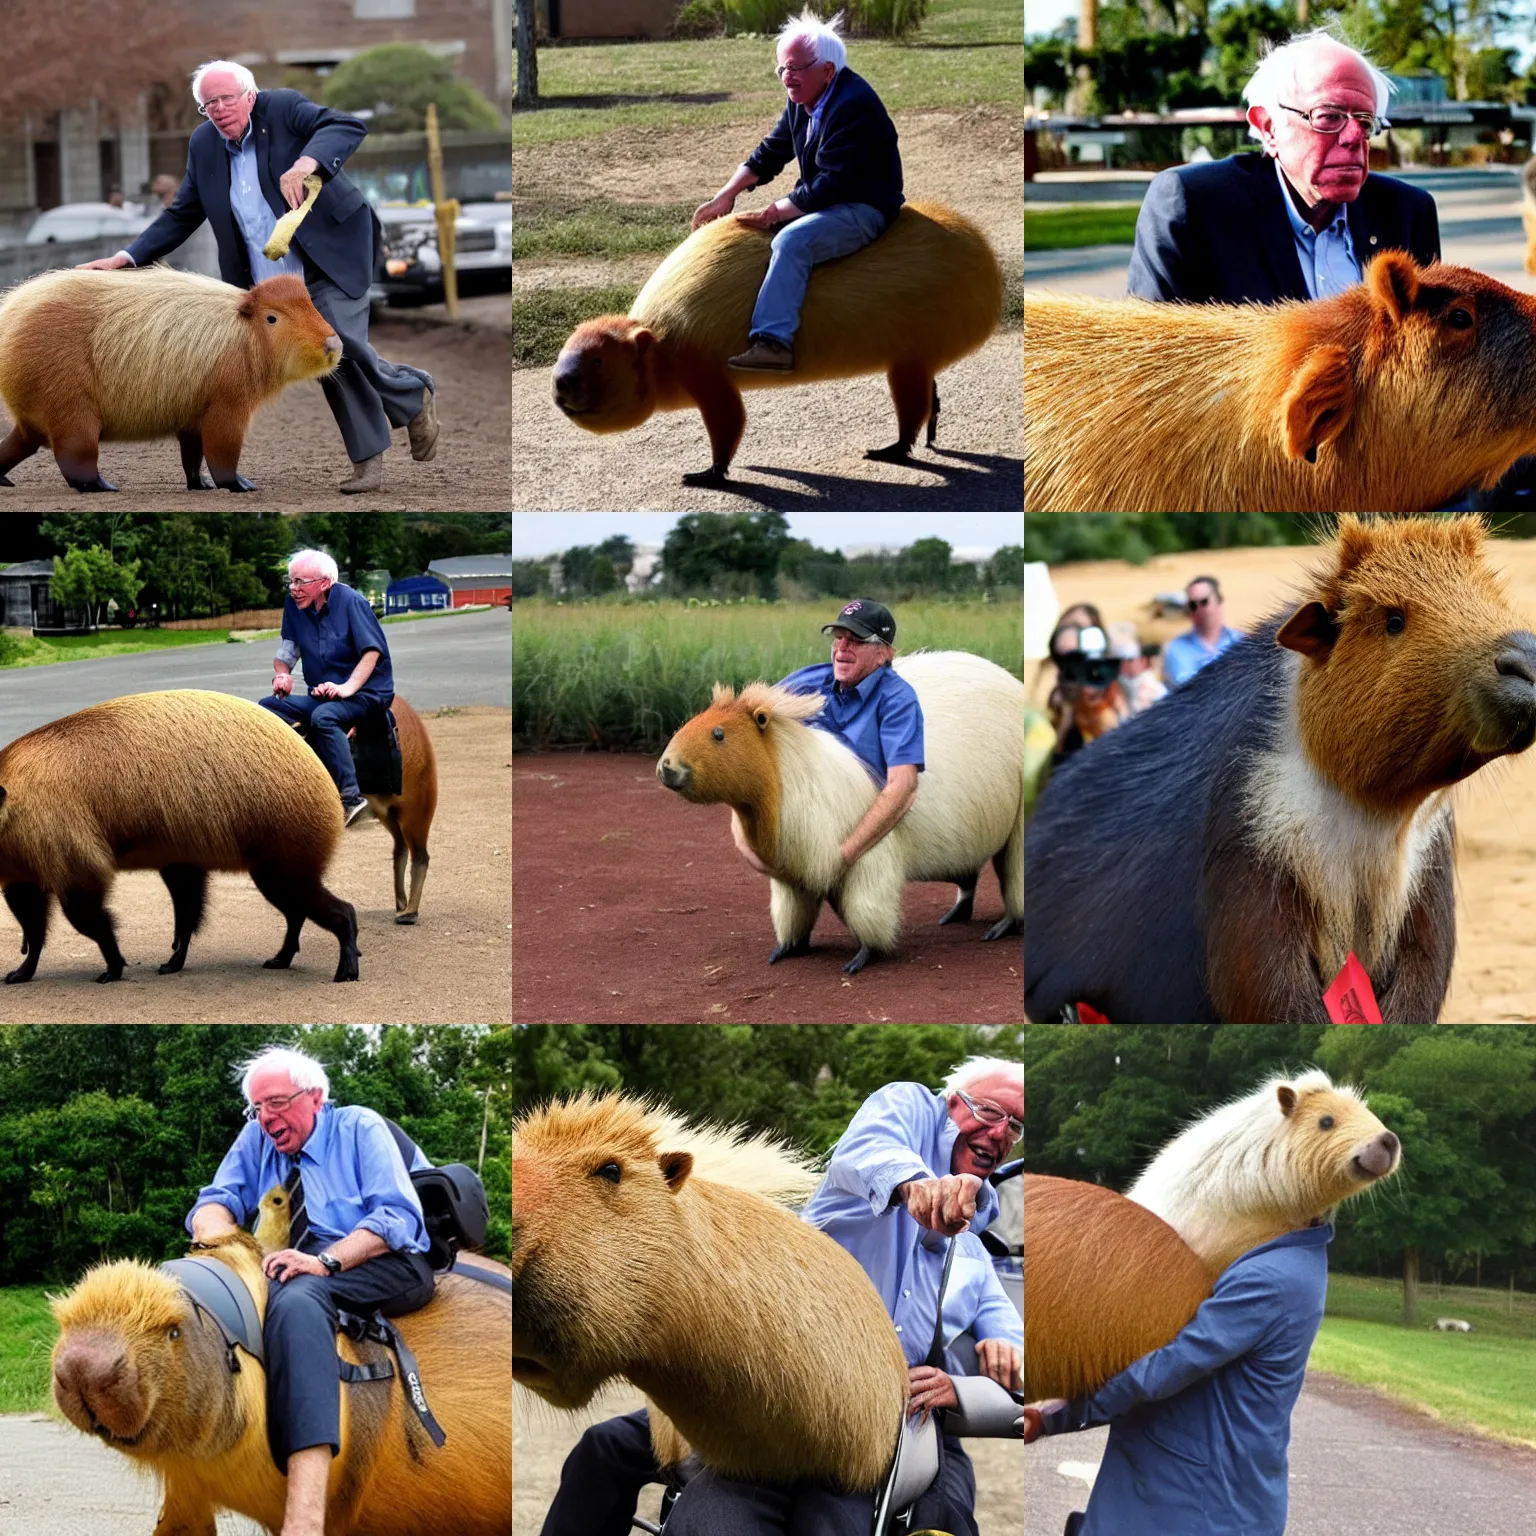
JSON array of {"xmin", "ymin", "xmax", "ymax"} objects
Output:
[
  {"xmin": 258, "ymin": 548, "xmax": 394, "ymax": 824},
  {"xmin": 1126, "ymin": 28, "xmax": 1439, "ymax": 305},
  {"xmin": 691, "ymin": 8, "xmax": 904, "ymax": 381},
  {"xmin": 188, "ymin": 1045, "xmax": 434, "ymax": 1536}
]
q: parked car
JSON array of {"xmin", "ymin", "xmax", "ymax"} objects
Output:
[{"xmin": 25, "ymin": 202, "xmax": 154, "ymax": 245}]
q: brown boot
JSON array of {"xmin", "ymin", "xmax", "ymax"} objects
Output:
[
  {"xmin": 408, "ymin": 387, "xmax": 439, "ymax": 461},
  {"xmin": 339, "ymin": 453, "xmax": 384, "ymax": 495},
  {"xmin": 727, "ymin": 338, "xmax": 794, "ymax": 372}
]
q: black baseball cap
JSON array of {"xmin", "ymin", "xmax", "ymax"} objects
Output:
[{"xmin": 821, "ymin": 599, "xmax": 896, "ymax": 644}]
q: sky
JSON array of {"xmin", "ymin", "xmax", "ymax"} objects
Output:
[
  {"xmin": 510, "ymin": 513, "xmax": 1023, "ymax": 560},
  {"xmin": 1026, "ymin": 0, "xmax": 1077, "ymax": 39}
]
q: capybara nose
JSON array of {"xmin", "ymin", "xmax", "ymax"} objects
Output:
[
  {"xmin": 1495, "ymin": 631, "xmax": 1536, "ymax": 687},
  {"xmin": 552, "ymin": 355, "xmax": 584, "ymax": 411},
  {"xmin": 1355, "ymin": 1131, "xmax": 1399, "ymax": 1178},
  {"xmin": 323, "ymin": 333, "xmax": 343, "ymax": 360},
  {"xmin": 657, "ymin": 758, "xmax": 690, "ymax": 792}
]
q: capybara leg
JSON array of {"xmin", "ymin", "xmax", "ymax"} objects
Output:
[
  {"xmin": 152, "ymin": 1481, "xmax": 218, "ymax": 1536},
  {"xmin": 398, "ymin": 842, "xmax": 430, "ymax": 925},
  {"xmin": 681, "ymin": 375, "xmax": 745, "ymax": 487},
  {"xmin": 309, "ymin": 887, "xmax": 361, "ymax": 982},
  {"xmin": 0, "ymin": 421, "xmax": 45, "ymax": 486},
  {"xmin": 768, "ymin": 880, "xmax": 821, "ymax": 963},
  {"xmin": 843, "ymin": 944, "xmax": 876, "ymax": 976},
  {"xmin": 200, "ymin": 404, "xmax": 256, "ymax": 492},
  {"xmin": 158, "ymin": 864, "xmax": 208, "ymax": 973},
  {"xmin": 385, "ymin": 813, "xmax": 410, "ymax": 911},
  {"xmin": 985, "ymin": 822, "xmax": 1024, "ymax": 940},
  {"xmin": 53, "ymin": 431, "xmax": 117, "ymax": 493},
  {"xmin": 59, "ymin": 886, "xmax": 127, "ymax": 982},
  {"xmin": 178, "ymin": 429, "xmax": 213, "ymax": 491},
  {"xmin": 3, "ymin": 882, "xmax": 48, "ymax": 984},
  {"xmin": 255, "ymin": 864, "xmax": 362, "ymax": 982},
  {"xmin": 262, "ymin": 908, "xmax": 305, "ymax": 970},
  {"xmin": 926, "ymin": 381, "xmax": 940, "ymax": 447},
  {"xmin": 939, "ymin": 873, "xmax": 979, "ymax": 926},
  {"xmin": 866, "ymin": 365, "xmax": 933, "ymax": 463}
]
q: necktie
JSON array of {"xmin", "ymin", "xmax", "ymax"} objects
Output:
[{"xmin": 284, "ymin": 1158, "xmax": 310, "ymax": 1251}]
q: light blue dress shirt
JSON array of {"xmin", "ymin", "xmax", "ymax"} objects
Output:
[
  {"xmin": 1274, "ymin": 157, "xmax": 1360, "ymax": 299},
  {"xmin": 1163, "ymin": 625, "xmax": 1243, "ymax": 688},
  {"xmin": 189, "ymin": 1102, "xmax": 430, "ymax": 1254},
  {"xmin": 225, "ymin": 119, "xmax": 306, "ymax": 284},
  {"xmin": 800, "ymin": 1081, "xmax": 1021, "ymax": 1370},
  {"xmin": 777, "ymin": 661, "xmax": 925, "ymax": 783}
]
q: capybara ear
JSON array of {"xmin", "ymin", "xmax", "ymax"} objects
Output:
[
  {"xmin": 754, "ymin": 708, "xmax": 771, "ymax": 732},
  {"xmin": 1367, "ymin": 250, "xmax": 1420, "ymax": 323},
  {"xmin": 237, "ymin": 290, "xmax": 259, "ymax": 320},
  {"xmin": 631, "ymin": 326, "xmax": 656, "ymax": 362},
  {"xmin": 1276, "ymin": 1084, "xmax": 1300, "ymax": 1115},
  {"xmin": 1330, "ymin": 514, "xmax": 1376, "ymax": 584},
  {"xmin": 1276, "ymin": 601, "xmax": 1340, "ymax": 661},
  {"xmin": 659, "ymin": 1151, "xmax": 694, "ymax": 1191},
  {"xmin": 1282, "ymin": 345, "xmax": 1355, "ymax": 464}
]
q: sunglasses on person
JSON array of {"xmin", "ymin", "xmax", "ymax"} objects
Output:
[{"xmin": 1188, "ymin": 595, "xmax": 1215, "ymax": 611}]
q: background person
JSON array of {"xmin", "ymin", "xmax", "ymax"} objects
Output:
[
  {"xmin": 1107, "ymin": 621, "xmax": 1167, "ymax": 716},
  {"xmin": 1162, "ymin": 577, "xmax": 1241, "ymax": 688}
]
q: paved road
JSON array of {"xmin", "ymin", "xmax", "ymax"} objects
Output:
[
  {"xmin": 1026, "ymin": 1372, "xmax": 1536, "ymax": 1535},
  {"xmin": 0, "ymin": 607, "xmax": 510, "ymax": 743},
  {"xmin": 1025, "ymin": 165, "xmax": 1534, "ymax": 297}
]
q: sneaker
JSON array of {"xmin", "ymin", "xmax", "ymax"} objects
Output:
[
  {"xmin": 408, "ymin": 387, "xmax": 439, "ymax": 462},
  {"xmin": 727, "ymin": 338, "xmax": 794, "ymax": 372},
  {"xmin": 342, "ymin": 796, "xmax": 371, "ymax": 827}
]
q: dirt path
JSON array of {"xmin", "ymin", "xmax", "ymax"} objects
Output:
[
  {"xmin": 0, "ymin": 708, "xmax": 510, "ymax": 1024},
  {"xmin": 0, "ymin": 318, "xmax": 510, "ymax": 512},
  {"xmin": 512, "ymin": 754, "xmax": 1023, "ymax": 1025}
]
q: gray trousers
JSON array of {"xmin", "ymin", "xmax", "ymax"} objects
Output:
[{"xmin": 304, "ymin": 269, "xmax": 433, "ymax": 463}]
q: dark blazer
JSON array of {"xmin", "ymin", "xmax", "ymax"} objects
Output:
[
  {"xmin": 1126, "ymin": 151, "xmax": 1441, "ymax": 305},
  {"xmin": 744, "ymin": 68, "xmax": 904, "ymax": 227},
  {"xmin": 127, "ymin": 90, "xmax": 377, "ymax": 299}
]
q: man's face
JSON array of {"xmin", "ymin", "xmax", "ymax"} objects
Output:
[
  {"xmin": 777, "ymin": 37, "xmax": 836, "ymax": 109},
  {"xmin": 198, "ymin": 70, "xmax": 255, "ymax": 142},
  {"xmin": 947, "ymin": 1073, "xmax": 1023, "ymax": 1178},
  {"xmin": 247, "ymin": 1067, "xmax": 323, "ymax": 1156},
  {"xmin": 1250, "ymin": 46, "xmax": 1376, "ymax": 207},
  {"xmin": 289, "ymin": 566, "xmax": 333, "ymax": 611},
  {"xmin": 1187, "ymin": 581, "xmax": 1223, "ymax": 637},
  {"xmin": 829, "ymin": 627, "xmax": 887, "ymax": 687}
]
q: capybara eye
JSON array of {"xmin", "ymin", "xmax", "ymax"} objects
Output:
[
  {"xmin": 712, "ymin": 726, "xmax": 725, "ymax": 742},
  {"xmin": 594, "ymin": 1161, "xmax": 622, "ymax": 1184},
  {"xmin": 1319, "ymin": 1115, "xmax": 1335, "ymax": 1130},
  {"xmin": 1447, "ymin": 307, "xmax": 1474, "ymax": 330},
  {"xmin": 168, "ymin": 1325, "xmax": 180, "ymax": 1340},
  {"xmin": 265, "ymin": 313, "xmax": 278, "ymax": 325},
  {"xmin": 1386, "ymin": 611, "xmax": 1406, "ymax": 635}
]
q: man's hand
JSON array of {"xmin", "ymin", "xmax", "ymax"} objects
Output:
[
  {"xmin": 310, "ymin": 681, "xmax": 351, "ymax": 701},
  {"xmin": 280, "ymin": 156, "xmax": 321, "ymax": 210},
  {"xmin": 692, "ymin": 193, "xmax": 736, "ymax": 230},
  {"xmin": 1023, "ymin": 1399, "xmax": 1067, "ymax": 1444},
  {"xmin": 78, "ymin": 253, "xmax": 132, "ymax": 271},
  {"xmin": 907, "ymin": 1364, "xmax": 959, "ymax": 1420},
  {"xmin": 272, "ymin": 673, "xmax": 294, "ymax": 697},
  {"xmin": 976, "ymin": 1338, "xmax": 1021, "ymax": 1392},
  {"xmin": 263, "ymin": 1248, "xmax": 327, "ymax": 1283},
  {"xmin": 898, "ymin": 1173, "xmax": 983, "ymax": 1235}
]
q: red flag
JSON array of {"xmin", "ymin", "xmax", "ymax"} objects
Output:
[{"xmin": 1323, "ymin": 952, "xmax": 1382, "ymax": 1023}]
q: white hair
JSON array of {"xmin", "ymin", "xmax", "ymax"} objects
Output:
[
  {"xmin": 288, "ymin": 548, "xmax": 338, "ymax": 583},
  {"xmin": 191, "ymin": 59, "xmax": 258, "ymax": 105},
  {"xmin": 238, "ymin": 1046, "xmax": 331, "ymax": 1103},
  {"xmin": 941, "ymin": 1055, "xmax": 1023, "ymax": 1100},
  {"xmin": 1243, "ymin": 30, "xmax": 1393, "ymax": 143},
  {"xmin": 779, "ymin": 7, "xmax": 847, "ymax": 72}
]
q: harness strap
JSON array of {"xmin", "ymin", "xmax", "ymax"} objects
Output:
[
  {"xmin": 332, "ymin": 1306, "xmax": 445, "ymax": 1448},
  {"xmin": 378, "ymin": 1315, "xmax": 447, "ymax": 1448}
]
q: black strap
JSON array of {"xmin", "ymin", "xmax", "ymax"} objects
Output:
[
  {"xmin": 332, "ymin": 1306, "xmax": 446, "ymax": 1448},
  {"xmin": 379, "ymin": 1315, "xmax": 447, "ymax": 1448},
  {"xmin": 925, "ymin": 1238, "xmax": 958, "ymax": 1369}
]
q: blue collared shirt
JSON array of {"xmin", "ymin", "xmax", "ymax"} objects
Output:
[
  {"xmin": 777, "ymin": 661, "xmax": 924, "ymax": 783},
  {"xmin": 224, "ymin": 119, "xmax": 306, "ymax": 284},
  {"xmin": 189, "ymin": 1102, "xmax": 431, "ymax": 1254},
  {"xmin": 800, "ymin": 1082, "xmax": 1021, "ymax": 1370},
  {"xmin": 1163, "ymin": 625, "xmax": 1242, "ymax": 688},
  {"xmin": 804, "ymin": 66, "xmax": 841, "ymax": 145},
  {"xmin": 277, "ymin": 583, "xmax": 394, "ymax": 701},
  {"xmin": 1274, "ymin": 158, "xmax": 1360, "ymax": 300}
]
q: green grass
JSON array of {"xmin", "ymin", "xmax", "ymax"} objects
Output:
[
  {"xmin": 514, "ymin": 199, "xmax": 697, "ymax": 260},
  {"xmin": 0, "ymin": 1287, "xmax": 57, "ymax": 1415},
  {"xmin": 0, "ymin": 628, "xmax": 229, "ymax": 670},
  {"xmin": 513, "ymin": 284, "xmax": 640, "ymax": 369},
  {"xmin": 512, "ymin": 598, "xmax": 1023, "ymax": 751},
  {"xmin": 1024, "ymin": 205, "xmax": 1140, "ymax": 252}
]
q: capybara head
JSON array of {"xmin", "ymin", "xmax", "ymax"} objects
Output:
[
  {"xmin": 656, "ymin": 682, "xmax": 824, "ymax": 803},
  {"xmin": 50, "ymin": 1233, "xmax": 264, "ymax": 1460},
  {"xmin": 552, "ymin": 316, "xmax": 658, "ymax": 432},
  {"xmin": 242, "ymin": 273, "xmax": 342, "ymax": 382},
  {"xmin": 1276, "ymin": 514, "xmax": 1536, "ymax": 811}
]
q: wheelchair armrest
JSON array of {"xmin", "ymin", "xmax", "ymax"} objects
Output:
[{"xmin": 945, "ymin": 1375, "xmax": 1023, "ymax": 1438}]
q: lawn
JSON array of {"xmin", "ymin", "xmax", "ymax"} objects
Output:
[
  {"xmin": 1024, "ymin": 205, "xmax": 1141, "ymax": 252},
  {"xmin": 0, "ymin": 628, "xmax": 229, "ymax": 670},
  {"xmin": 0, "ymin": 1286, "xmax": 57, "ymax": 1415}
]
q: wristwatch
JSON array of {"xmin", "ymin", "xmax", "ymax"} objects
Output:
[{"xmin": 318, "ymin": 1251, "xmax": 342, "ymax": 1276}]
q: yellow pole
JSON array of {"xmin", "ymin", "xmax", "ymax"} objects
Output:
[{"xmin": 426, "ymin": 102, "xmax": 460, "ymax": 317}]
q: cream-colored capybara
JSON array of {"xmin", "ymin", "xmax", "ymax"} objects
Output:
[
  {"xmin": 1024, "ymin": 1174, "xmax": 1211, "ymax": 1401},
  {"xmin": 657, "ymin": 651, "xmax": 1025, "ymax": 974},
  {"xmin": 511, "ymin": 1093, "xmax": 908, "ymax": 1490},
  {"xmin": 553, "ymin": 202, "xmax": 1003, "ymax": 484},
  {"xmin": 0, "ymin": 266, "xmax": 341, "ymax": 493},
  {"xmin": 50, "ymin": 1230, "xmax": 510, "ymax": 1536},
  {"xmin": 358, "ymin": 695, "xmax": 437, "ymax": 923},
  {"xmin": 0, "ymin": 690, "xmax": 359, "ymax": 983},
  {"xmin": 1129, "ymin": 1070, "xmax": 1401, "ymax": 1276},
  {"xmin": 1026, "ymin": 252, "xmax": 1536, "ymax": 511}
]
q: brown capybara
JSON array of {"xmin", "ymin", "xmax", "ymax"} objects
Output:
[
  {"xmin": 51, "ymin": 1230, "xmax": 510, "ymax": 1536},
  {"xmin": 0, "ymin": 266, "xmax": 341, "ymax": 493},
  {"xmin": 359, "ymin": 695, "xmax": 437, "ymax": 923},
  {"xmin": 1027, "ymin": 516, "xmax": 1536, "ymax": 1022},
  {"xmin": 553, "ymin": 202, "xmax": 1003, "ymax": 485},
  {"xmin": 512, "ymin": 1093, "xmax": 908, "ymax": 1490},
  {"xmin": 0, "ymin": 690, "xmax": 360, "ymax": 983},
  {"xmin": 1026, "ymin": 252, "xmax": 1536, "ymax": 512},
  {"xmin": 1024, "ymin": 1174, "xmax": 1211, "ymax": 1401},
  {"xmin": 1128, "ymin": 1070, "xmax": 1401, "ymax": 1275}
]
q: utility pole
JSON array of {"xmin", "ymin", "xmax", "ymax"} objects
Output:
[{"xmin": 515, "ymin": 0, "xmax": 539, "ymax": 109}]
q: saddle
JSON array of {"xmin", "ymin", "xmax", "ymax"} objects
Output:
[{"xmin": 347, "ymin": 707, "xmax": 403, "ymax": 797}]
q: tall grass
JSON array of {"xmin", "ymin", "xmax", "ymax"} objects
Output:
[{"xmin": 513, "ymin": 598, "xmax": 1022, "ymax": 751}]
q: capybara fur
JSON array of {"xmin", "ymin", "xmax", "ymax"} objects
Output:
[
  {"xmin": 656, "ymin": 651, "xmax": 1025, "ymax": 973},
  {"xmin": 553, "ymin": 202, "xmax": 1003, "ymax": 483},
  {"xmin": 51, "ymin": 1230, "xmax": 510, "ymax": 1536},
  {"xmin": 254, "ymin": 1184, "xmax": 291, "ymax": 1256},
  {"xmin": 0, "ymin": 690, "xmax": 360, "ymax": 983},
  {"xmin": 361, "ymin": 695, "xmax": 437, "ymax": 923},
  {"xmin": 0, "ymin": 266, "xmax": 341, "ymax": 493},
  {"xmin": 1129, "ymin": 1070, "xmax": 1401, "ymax": 1275},
  {"xmin": 1026, "ymin": 516, "xmax": 1536, "ymax": 1022},
  {"xmin": 1025, "ymin": 252, "xmax": 1536, "ymax": 512},
  {"xmin": 511, "ymin": 1093, "xmax": 908, "ymax": 1490},
  {"xmin": 1023, "ymin": 1174, "xmax": 1211, "ymax": 1400}
]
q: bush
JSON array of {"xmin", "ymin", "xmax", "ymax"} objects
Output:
[
  {"xmin": 848, "ymin": 0, "xmax": 929, "ymax": 37},
  {"xmin": 322, "ymin": 43, "xmax": 502, "ymax": 132},
  {"xmin": 673, "ymin": 0, "xmax": 727, "ymax": 37}
]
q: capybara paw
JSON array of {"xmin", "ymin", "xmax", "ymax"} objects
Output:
[
  {"xmin": 3, "ymin": 966, "xmax": 35, "ymax": 984},
  {"xmin": 864, "ymin": 441, "xmax": 914, "ymax": 464},
  {"xmin": 94, "ymin": 967, "xmax": 124, "ymax": 983},
  {"xmin": 67, "ymin": 474, "xmax": 119, "ymax": 492},
  {"xmin": 333, "ymin": 949, "xmax": 361, "ymax": 982},
  {"xmin": 938, "ymin": 897, "xmax": 975, "ymax": 926},
  {"xmin": 842, "ymin": 945, "xmax": 874, "ymax": 976},
  {"xmin": 767, "ymin": 938, "xmax": 812, "ymax": 965},
  {"xmin": 158, "ymin": 955, "xmax": 186, "ymax": 975},
  {"xmin": 682, "ymin": 464, "xmax": 730, "ymax": 488},
  {"xmin": 263, "ymin": 953, "xmax": 296, "ymax": 970},
  {"xmin": 185, "ymin": 474, "xmax": 214, "ymax": 491},
  {"xmin": 0, "ymin": 472, "xmax": 12, "ymax": 487},
  {"xmin": 394, "ymin": 912, "xmax": 418, "ymax": 925},
  {"xmin": 217, "ymin": 474, "xmax": 257, "ymax": 492},
  {"xmin": 982, "ymin": 916, "xmax": 1022, "ymax": 941}
]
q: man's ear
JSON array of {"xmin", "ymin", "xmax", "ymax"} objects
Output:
[{"xmin": 1282, "ymin": 345, "xmax": 1355, "ymax": 464}]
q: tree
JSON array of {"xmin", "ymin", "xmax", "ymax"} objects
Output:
[
  {"xmin": 662, "ymin": 513, "xmax": 791, "ymax": 597},
  {"xmin": 323, "ymin": 43, "xmax": 502, "ymax": 132},
  {"xmin": 896, "ymin": 537, "xmax": 953, "ymax": 591},
  {"xmin": 50, "ymin": 546, "xmax": 143, "ymax": 627},
  {"xmin": 515, "ymin": 0, "xmax": 539, "ymax": 109}
]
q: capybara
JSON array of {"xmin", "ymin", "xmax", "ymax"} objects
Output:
[
  {"xmin": 1024, "ymin": 1174, "xmax": 1211, "ymax": 1400},
  {"xmin": 1128, "ymin": 1070, "xmax": 1401, "ymax": 1275},
  {"xmin": 254, "ymin": 1183, "xmax": 290, "ymax": 1256},
  {"xmin": 553, "ymin": 202, "xmax": 1003, "ymax": 484},
  {"xmin": 51, "ymin": 1230, "xmax": 510, "ymax": 1536},
  {"xmin": 512, "ymin": 1093, "xmax": 908, "ymax": 1490},
  {"xmin": 1025, "ymin": 252, "xmax": 1536, "ymax": 512},
  {"xmin": 656, "ymin": 651, "xmax": 1025, "ymax": 973},
  {"xmin": 0, "ymin": 266, "xmax": 341, "ymax": 493},
  {"xmin": 0, "ymin": 690, "xmax": 360, "ymax": 983},
  {"xmin": 359, "ymin": 695, "xmax": 437, "ymax": 923},
  {"xmin": 1026, "ymin": 515, "xmax": 1536, "ymax": 1022}
]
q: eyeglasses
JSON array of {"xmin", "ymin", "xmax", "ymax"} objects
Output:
[
  {"xmin": 198, "ymin": 91, "xmax": 250, "ymax": 116},
  {"xmin": 954, "ymin": 1090, "xmax": 1023, "ymax": 1142},
  {"xmin": 289, "ymin": 576, "xmax": 326, "ymax": 588},
  {"xmin": 1278, "ymin": 103, "xmax": 1383, "ymax": 137},
  {"xmin": 776, "ymin": 61, "xmax": 821, "ymax": 79},
  {"xmin": 1188, "ymin": 595, "xmax": 1214, "ymax": 611},
  {"xmin": 243, "ymin": 1089, "xmax": 309, "ymax": 1121}
]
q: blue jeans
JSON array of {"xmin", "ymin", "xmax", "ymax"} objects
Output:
[
  {"xmin": 749, "ymin": 203, "xmax": 888, "ymax": 347},
  {"xmin": 258, "ymin": 691, "xmax": 390, "ymax": 801}
]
